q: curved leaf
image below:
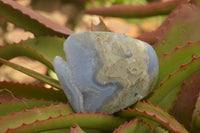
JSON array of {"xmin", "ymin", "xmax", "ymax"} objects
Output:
[
  {"xmin": 149, "ymin": 56, "xmax": 200, "ymax": 110},
  {"xmin": 0, "ymin": 81, "xmax": 67, "ymax": 103},
  {"xmin": 0, "ymin": 58, "xmax": 61, "ymax": 89},
  {"xmin": 154, "ymin": 4, "xmax": 200, "ymax": 58},
  {"xmin": 191, "ymin": 96, "xmax": 200, "ymax": 133},
  {"xmin": 85, "ymin": 0, "xmax": 179, "ymax": 18},
  {"xmin": 156, "ymin": 40, "xmax": 200, "ymax": 88},
  {"xmin": 5, "ymin": 112, "xmax": 126, "ymax": 133},
  {"xmin": 0, "ymin": 0, "xmax": 73, "ymax": 37},
  {"xmin": 22, "ymin": 36, "xmax": 66, "ymax": 64},
  {"xmin": 0, "ymin": 103, "xmax": 74, "ymax": 133},
  {"xmin": 0, "ymin": 44, "xmax": 53, "ymax": 70},
  {"xmin": 0, "ymin": 98, "xmax": 58, "ymax": 117},
  {"xmin": 169, "ymin": 71, "xmax": 200, "ymax": 130},
  {"xmin": 118, "ymin": 102, "xmax": 188, "ymax": 133},
  {"xmin": 113, "ymin": 119, "xmax": 153, "ymax": 133}
]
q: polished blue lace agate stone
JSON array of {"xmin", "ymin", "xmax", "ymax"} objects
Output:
[{"xmin": 54, "ymin": 31, "xmax": 159, "ymax": 114}]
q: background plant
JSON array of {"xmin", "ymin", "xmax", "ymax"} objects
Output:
[{"xmin": 0, "ymin": 0, "xmax": 200, "ymax": 132}]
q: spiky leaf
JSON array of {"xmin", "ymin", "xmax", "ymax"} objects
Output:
[
  {"xmin": 0, "ymin": 44, "xmax": 53, "ymax": 70},
  {"xmin": 4, "ymin": 112, "xmax": 126, "ymax": 133},
  {"xmin": 22, "ymin": 36, "xmax": 66, "ymax": 64},
  {"xmin": 169, "ymin": 71, "xmax": 200, "ymax": 130},
  {"xmin": 118, "ymin": 102, "xmax": 188, "ymax": 133},
  {"xmin": 154, "ymin": 4, "xmax": 200, "ymax": 58},
  {"xmin": 0, "ymin": 0, "xmax": 73, "ymax": 37},
  {"xmin": 149, "ymin": 56, "xmax": 200, "ymax": 111},
  {"xmin": 0, "ymin": 58, "xmax": 61, "ymax": 89},
  {"xmin": 156, "ymin": 40, "xmax": 200, "ymax": 88},
  {"xmin": 0, "ymin": 103, "xmax": 74, "ymax": 133},
  {"xmin": 113, "ymin": 119, "xmax": 153, "ymax": 133}
]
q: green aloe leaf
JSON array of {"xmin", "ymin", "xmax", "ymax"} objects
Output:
[
  {"xmin": 152, "ymin": 127, "xmax": 169, "ymax": 133},
  {"xmin": 0, "ymin": 81, "xmax": 67, "ymax": 104},
  {"xmin": 22, "ymin": 36, "xmax": 66, "ymax": 64},
  {"xmin": 156, "ymin": 40, "xmax": 200, "ymax": 88},
  {"xmin": 113, "ymin": 119, "xmax": 153, "ymax": 133},
  {"xmin": 4, "ymin": 111, "xmax": 126, "ymax": 133},
  {"xmin": 0, "ymin": 44, "xmax": 54, "ymax": 70},
  {"xmin": 0, "ymin": 0, "xmax": 73, "ymax": 37},
  {"xmin": 0, "ymin": 103, "xmax": 74, "ymax": 133},
  {"xmin": 0, "ymin": 58, "xmax": 61, "ymax": 89},
  {"xmin": 118, "ymin": 102, "xmax": 188, "ymax": 133},
  {"xmin": 0, "ymin": 98, "xmax": 58, "ymax": 117},
  {"xmin": 154, "ymin": 4, "xmax": 200, "ymax": 58},
  {"xmin": 149, "ymin": 56, "xmax": 200, "ymax": 111}
]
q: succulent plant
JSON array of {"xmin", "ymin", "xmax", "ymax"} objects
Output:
[{"xmin": 0, "ymin": 0, "xmax": 200, "ymax": 133}]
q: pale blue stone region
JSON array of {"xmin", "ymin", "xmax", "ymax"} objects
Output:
[{"xmin": 54, "ymin": 31, "xmax": 159, "ymax": 114}]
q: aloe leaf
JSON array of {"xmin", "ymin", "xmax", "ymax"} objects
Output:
[
  {"xmin": 40, "ymin": 128, "xmax": 103, "ymax": 133},
  {"xmin": 156, "ymin": 40, "xmax": 200, "ymax": 88},
  {"xmin": 0, "ymin": 81, "xmax": 67, "ymax": 103},
  {"xmin": 0, "ymin": 44, "xmax": 53, "ymax": 70},
  {"xmin": 152, "ymin": 127, "xmax": 169, "ymax": 133},
  {"xmin": 22, "ymin": 36, "xmax": 66, "ymax": 64},
  {"xmin": 154, "ymin": 4, "xmax": 200, "ymax": 58},
  {"xmin": 0, "ymin": 103, "xmax": 74, "ymax": 133},
  {"xmin": 0, "ymin": 98, "xmax": 58, "ymax": 117},
  {"xmin": 113, "ymin": 119, "xmax": 153, "ymax": 133},
  {"xmin": 70, "ymin": 125, "xmax": 85, "ymax": 133},
  {"xmin": 4, "ymin": 112, "xmax": 126, "ymax": 133},
  {"xmin": 191, "ymin": 96, "xmax": 200, "ymax": 133},
  {"xmin": 149, "ymin": 56, "xmax": 200, "ymax": 111},
  {"xmin": 91, "ymin": 17, "xmax": 111, "ymax": 32},
  {"xmin": 118, "ymin": 102, "xmax": 188, "ymax": 133},
  {"xmin": 0, "ymin": 0, "xmax": 73, "ymax": 37},
  {"xmin": 0, "ymin": 58, "xmax": 61, "ymax": 89},
  {"xmin": 85, "ymin": 0, "xmax": 179, "ymax": 18},
  {"xmin": 169, "ymin": 71, "xmax": 200, "ymax": 130}
]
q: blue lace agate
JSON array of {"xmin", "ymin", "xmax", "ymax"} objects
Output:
[{"xmin": 54, "ymin": 31, "xmax": 159, "ymax": 114}]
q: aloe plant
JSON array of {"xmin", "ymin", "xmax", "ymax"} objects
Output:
[{"xmin": 0, "ymin": 0, "xmax": 200, "ymax": 132}]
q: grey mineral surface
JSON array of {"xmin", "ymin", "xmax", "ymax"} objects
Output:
[{"xmin": 54, "ymin": 31, "xmax": 159, "ymax": 114}]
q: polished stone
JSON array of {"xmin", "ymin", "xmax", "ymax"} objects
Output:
[{"xmin": 54, "ymin": 31, "xmax": 159, "ymax": 114}]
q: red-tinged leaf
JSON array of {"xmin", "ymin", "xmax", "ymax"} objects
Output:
[
  {"xmin": 118, "ymin": 102, "xmax": 188, "ymax": 133},
  {"xmin": 149, "ymin": 56, "xmax": 200, "ymax": 111},
  {"xmin": 0, "ymin": 58, "xmax": 61, "ymax": 89},
  {"xmin": 85, "ymin": 0, "xmax": 179, "ymax": 18},
  {"xmin": 0, "ymin": 103, "xmax": 74, "ymax": 133},
  {"xmin": 169, "ymin": 71, "xmax": 200, "ymax": 130},
  {"xmin": 113, "ymin": 119, "xmax": 153, "ymax": 133},
  {"xmin": 154, "ymin": 4, "xmax": 200, "ymax": 58},
  {"xmin": 70, "ymin": 124, "xmax": 85, "ymax": 133},
  {"xmin": 0, "ymin": 98, "xmax": 59, "ymax": 117},
  {"xmin": 0, "ymin": 0, "xmax": 73, "ymax": 37},
  {"xmin": 152, "ymin": 126, "xmax": 169, "ymax": 133},
  {"xmin": 136, "ymin": 29, "xmax": 161, "ymax": 45},
  {"xmin": 191, "ymin": 96, "xmax": 200, "ymax": 133},
  {"xmin": 156, "ymin": 40, "xmax": 200, "ymax": 89},
  {"xmin": 0, "ymin": 81, "xmax": 67, "ymax": 103},
  {"xmin": 0, "ymin": 44, "xmax": 53, "ymax": 70},
  {"xmin": 91, "ymin": 17, "xmax": 111, "ymax": 32},
  {"xmin": 4, "ymin": 112, "xmax": 126, "ymax": 133}
]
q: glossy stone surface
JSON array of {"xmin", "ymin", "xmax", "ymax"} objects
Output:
[{"xmin": 54, "ymin": 31, "xmax": 159, "ymax": 114}]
